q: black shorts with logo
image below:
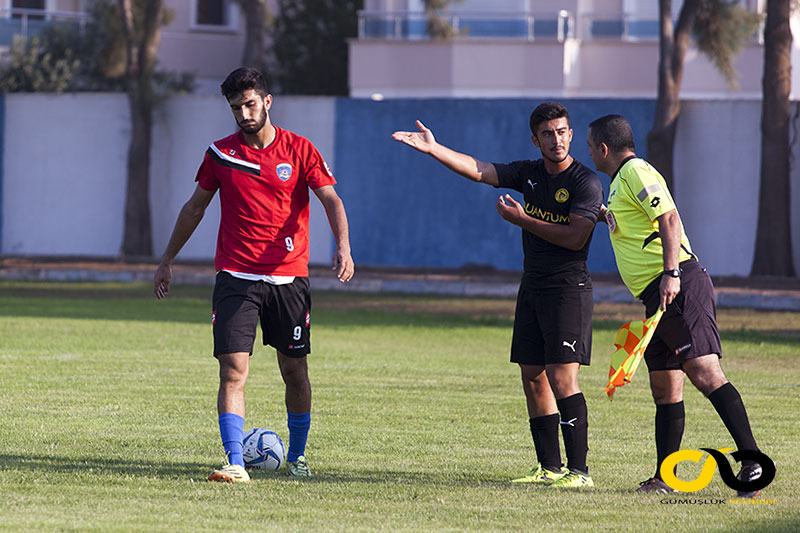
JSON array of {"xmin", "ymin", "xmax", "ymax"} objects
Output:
[
  {"xmin": 510, "ymin": 283, "xmax": 593, "ymax": 366},
  {"xmin": 640, "ymin": 259, "xmax": 722, "ymax": 371},
  {"xmin": 212, "ymin": 272, "xmax": 311, "ymax": 358}
]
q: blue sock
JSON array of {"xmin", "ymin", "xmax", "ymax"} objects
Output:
[
  {"xmin": 218, "ymin": 412, "xmax": 245, "ymax": 467},
  {"xmin": 287, "ymin": 410, "xmax": 311, "ymax": 462}
]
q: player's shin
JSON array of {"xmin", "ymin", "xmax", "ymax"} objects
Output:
[
  {"xmin": 218, "ymin": 412, "xmax": 246, "ymax": 466},
  {"xmin": 708, "ymin": 383, "xmax": 759, "ymax": 457},
  {"xmin": 557, "ymin": 393, "xmax": 589, "ymax": 473},
  {"xmin": 655, "ymin": 402, "xmax": 685, "ymax": 479},
  {"xmin": 287, "ymin": 410, "xmax": 311, "ymax": 462},
  {"xmin": 530, "ymin": 413, "xmax": 562, "ymax": 471}
]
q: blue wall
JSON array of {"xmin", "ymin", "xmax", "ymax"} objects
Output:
[{"xmin": 334, "ymin": 98, "xmax": 655, "ymax": 274}]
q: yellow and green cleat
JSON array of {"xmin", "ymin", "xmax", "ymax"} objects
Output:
[
  {"xmin": 549, "ymin": 469, "xmax": 593, "ymax": 488},
  {"xmin": 511, "ymin": 463, "xmax": 568, "ymax": 484},
  {"xmin": 287, "ymin": 455, "xmax": 312, "ymax": 478}
]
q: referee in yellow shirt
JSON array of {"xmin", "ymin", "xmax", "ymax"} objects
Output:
[{"xmin": 586, "ymin": 114, "xmax": 764, "ymax": 497}]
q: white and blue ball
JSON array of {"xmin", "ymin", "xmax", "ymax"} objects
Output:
[{"xmin": 242, "ymin": 428, "xmax": 286, "ymax": 471}]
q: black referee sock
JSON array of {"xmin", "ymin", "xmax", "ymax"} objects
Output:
[
  {"xmin": 556, "ymin": 393, "xmax": 589, "ymax": 473},
  {"xmin": 708, "ymin": 382, "xmax": 759, "ymax": 459},
  {"xmin": 530, "ymin": 413, "xmax": 562, "ymax": 472},
  {"xmin": 655, "ymin": 401, "xmax": 685, "ymax": 480}
]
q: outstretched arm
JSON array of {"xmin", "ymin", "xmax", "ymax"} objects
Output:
[
  {"xmin": 154, "ymin": 185, "xmax": 216, "ymax": 299},
  {"xmin": 496, "ymin": 194, "xmax": 596, "ymax": 251},
  {"xmin": 313, "ymin": 185, "xmax": 354, "ymax": 283},
  {"xmin": 392, "ymin": 120, "xmax": 499, "ymax": 186}
]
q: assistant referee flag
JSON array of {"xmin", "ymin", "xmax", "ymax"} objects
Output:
[{"xmin": 606, "ymin": 309, "xmax": 664, "ymax": 400}]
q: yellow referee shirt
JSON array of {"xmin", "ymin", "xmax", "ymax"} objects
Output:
[{"xmin": 606, "ymin": 157, "xmax": 694, "ymax": 298}]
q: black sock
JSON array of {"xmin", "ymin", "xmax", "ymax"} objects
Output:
[
  {"xmin": 655, "ymin": 402, "xmax": 685, "ymax": 480},
  {"xmin": 556, "ymin": 393, "xmax": 588, "ymax": 474},
  {"xmin": 708, "ymin": 382, "xmax": 759, "ymax": 461},
  {"xmin": 530, "ymin": 413, "xmax": 561, "ymax": 472}
]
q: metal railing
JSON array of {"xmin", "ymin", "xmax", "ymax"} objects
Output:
[
  {"xmin": 358, "ymin": 10, "xmax": 574, "ymax": 42},
  {"xmin": 576, "ymin": 12, "xmax": 659, "ymax": 42},
  {"xmin": 0, "ymin": 8, "xmax": 89, "ymax": 44},
  {"xmin": 357, "ymin": 9, "xmax": 763, "ymax": 44}
]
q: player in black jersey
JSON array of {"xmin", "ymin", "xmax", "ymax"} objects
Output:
[{"xmin": 393, "ymin": 102, "xmax": 603, "ymax": 488}]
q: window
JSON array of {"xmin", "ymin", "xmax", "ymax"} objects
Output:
[
  {"xmin": 12, "ymin": 0, "xmax": 46, "ymax": 19},
  {"xmin": 194, "ymin": 0, "xmax": 236, "ymax": 29}
]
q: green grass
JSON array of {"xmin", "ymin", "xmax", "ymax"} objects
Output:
[{"xmin": 0, "ymin": 281, "xmax": 798, "ymax": 532}]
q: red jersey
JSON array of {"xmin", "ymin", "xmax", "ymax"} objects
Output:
[{"xmin": 195, "ymin": 127, "xmax": 336, "ymax": 276}]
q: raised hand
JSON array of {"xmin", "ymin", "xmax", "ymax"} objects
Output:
[
  {"xmin": 391, "ymin": 120, "xmax": 437, "ymax": 154},
  {"xmin": 496, "ymin": 194, "xmax": 525, "ymax": 224}
]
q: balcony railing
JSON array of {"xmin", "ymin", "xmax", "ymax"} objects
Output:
[
  {"xmin": 357, "ymin": 10, "xmax": 681, "ymax": 42},
  {"xmin": 358, "ymin": 10, "xmax": 574, "ymax": 42},
  {"xmin": 577, "ymin": 12, "xmax": 660, "ymax": 42},
  {"xmin": 0, "ymin": 8, "xmax": 89, "ymax": 47}
]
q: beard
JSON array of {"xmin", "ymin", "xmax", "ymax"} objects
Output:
[
  {"xmin": 541, "ymin": 147, "xmax": 569, "ymax": 165},
  {"xmin": 239, "ymin": 108, "xmax": 267, "ymax": 134}
]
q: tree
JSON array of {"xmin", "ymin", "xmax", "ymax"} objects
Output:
[
  {"xmin": 0, "ymin": 2, "xmax": 190, "ymax": 94},
  {"xmin": 0, "ymin": 1, "xmax": 189, "ymax": 258},
  {"xmin": 423, "ymin": 0, "xmax": 464, "ymax": 39},
  {"xmin": 0, "ymin": 35, "xmax": 79, "ymax": 92},
  {"xmin": 648, "ymin": 0, "xmax": 760, "ymax": 191},
  {"xmin": 751, "ymin": 0, "xmax": 795, "ymax": 277},
  {"xmin": 118, "ymin": 0, "xmax": 167, "ymax": 257},
  {"xmin": 0, "ymin": 1, "xmax": 125, "ymax": 93},
  {"xmin": 272, "ymin": 0, "xmax": 362, "ymax": 95},
  {"xmin": 233, "ymin": 0, "xmax": 272, "ymax": 77}
]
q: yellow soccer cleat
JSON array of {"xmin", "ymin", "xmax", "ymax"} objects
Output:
[
  {"xmin": 511, "ymin": 463, "xmax": 568, "ymax": 484},
  {"xmin": 208, "ymin": 463, "xmax": 251, "ymax": 483},
  {"xmin": 549, "ymin": 469, "xmax": 594, "ymax": 488}
]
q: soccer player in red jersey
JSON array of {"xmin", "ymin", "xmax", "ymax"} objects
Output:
[{"xmin": 154, "ymin": 67, "xmax": 354, "ymax": 483}]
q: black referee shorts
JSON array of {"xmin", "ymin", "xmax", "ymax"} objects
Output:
[
  {"xmin": 211, "ymin": 272, "xmax": 311, "ymax": 358},
  {"xmin": 640, "ymin": 259, "xmax": 722, "ymax": 371},
  {"xmin": 510, "ymin": 285, "xmax": 592, "ymax": 366}
]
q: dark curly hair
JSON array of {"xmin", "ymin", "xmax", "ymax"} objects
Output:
[{"xmin": 220, "ymin": 67, "xmax": 269, "ymax": 100}]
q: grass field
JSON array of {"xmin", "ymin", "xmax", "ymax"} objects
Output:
[{"xmin": 0, "ymin": 280, "xmax": 798, "ymax": 532}]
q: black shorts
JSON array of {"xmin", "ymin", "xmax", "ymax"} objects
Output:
[
  {"xmin": 510, "ymin": 285, "xmax": 592, "ymax": 366},
  {"xmin": 212, "ymin": 272, "xmax": 311, "ymax": 358},
  {"xmin": 640, "ymin": 259, "xmax": 722, "ymax": 371}
]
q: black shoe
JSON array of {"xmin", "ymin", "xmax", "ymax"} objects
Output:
[
  {"xmin": 636, "ymin": 477, "xmax": 677, "ymax": 494},
  {"xmin": 736, "ymin": 464, "xmax": 763, "ymax": 498}
]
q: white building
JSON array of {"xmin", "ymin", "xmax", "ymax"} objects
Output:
[
  {"xmin": 0, "ymin": 0, "xmax": 247, "ymax": 93},
  {"xmin": 3, "ymin": 1, "xmax": 791, "ymax": 99},
  {"xmin": 350, "ymin": 0, "xmax": 795, "ymax": 99}
]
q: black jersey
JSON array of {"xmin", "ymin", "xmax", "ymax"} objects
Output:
[{"xmin": 494, "ymin": 158, "xmax": 603, "ymax": 291}]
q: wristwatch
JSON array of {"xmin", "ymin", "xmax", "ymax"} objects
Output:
[{"xmin": 663, "ymin": 269, "xmax": 681, "ymax": 278}]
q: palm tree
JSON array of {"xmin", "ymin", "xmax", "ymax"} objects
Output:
[
  {"xmin": 648, "ymin": 0, "xmax": 760, "ymax": 191},
  {"xmin": 119, "ymin": 0, "xmax": 166, "ymax": 257},
  {"xmin": 751, "ymin": 0, "xmax": 795, "ymax": 276}
]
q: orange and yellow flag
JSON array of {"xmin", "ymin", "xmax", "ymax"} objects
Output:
[{"xmin": 606, "ymin": 309, "xmax": 664, "ymax": 400}]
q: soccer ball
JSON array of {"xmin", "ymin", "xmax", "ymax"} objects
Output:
[{"xmin": 242, "ymin": 428, "xmax": 286, "ymax": 471}]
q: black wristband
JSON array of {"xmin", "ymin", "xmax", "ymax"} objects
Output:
[{"xmin": 663, "ymin": 269, "xmax": 681, "ymax": 278}]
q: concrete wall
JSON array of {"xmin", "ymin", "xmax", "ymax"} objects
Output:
[
  {"xmin": 2, "ymin": 94, "xmax": 129, "ymax": 256},
  {"xmin": 673, "ymin": 100, "xmax": 800, "ymax": 277},
  {"xmin": 1, "ymin": 94, "xmax": 798, "ymax": 277},
  {"xmin": 1, "ymin": 93, "xmax": 336, "ymax": 264}
]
